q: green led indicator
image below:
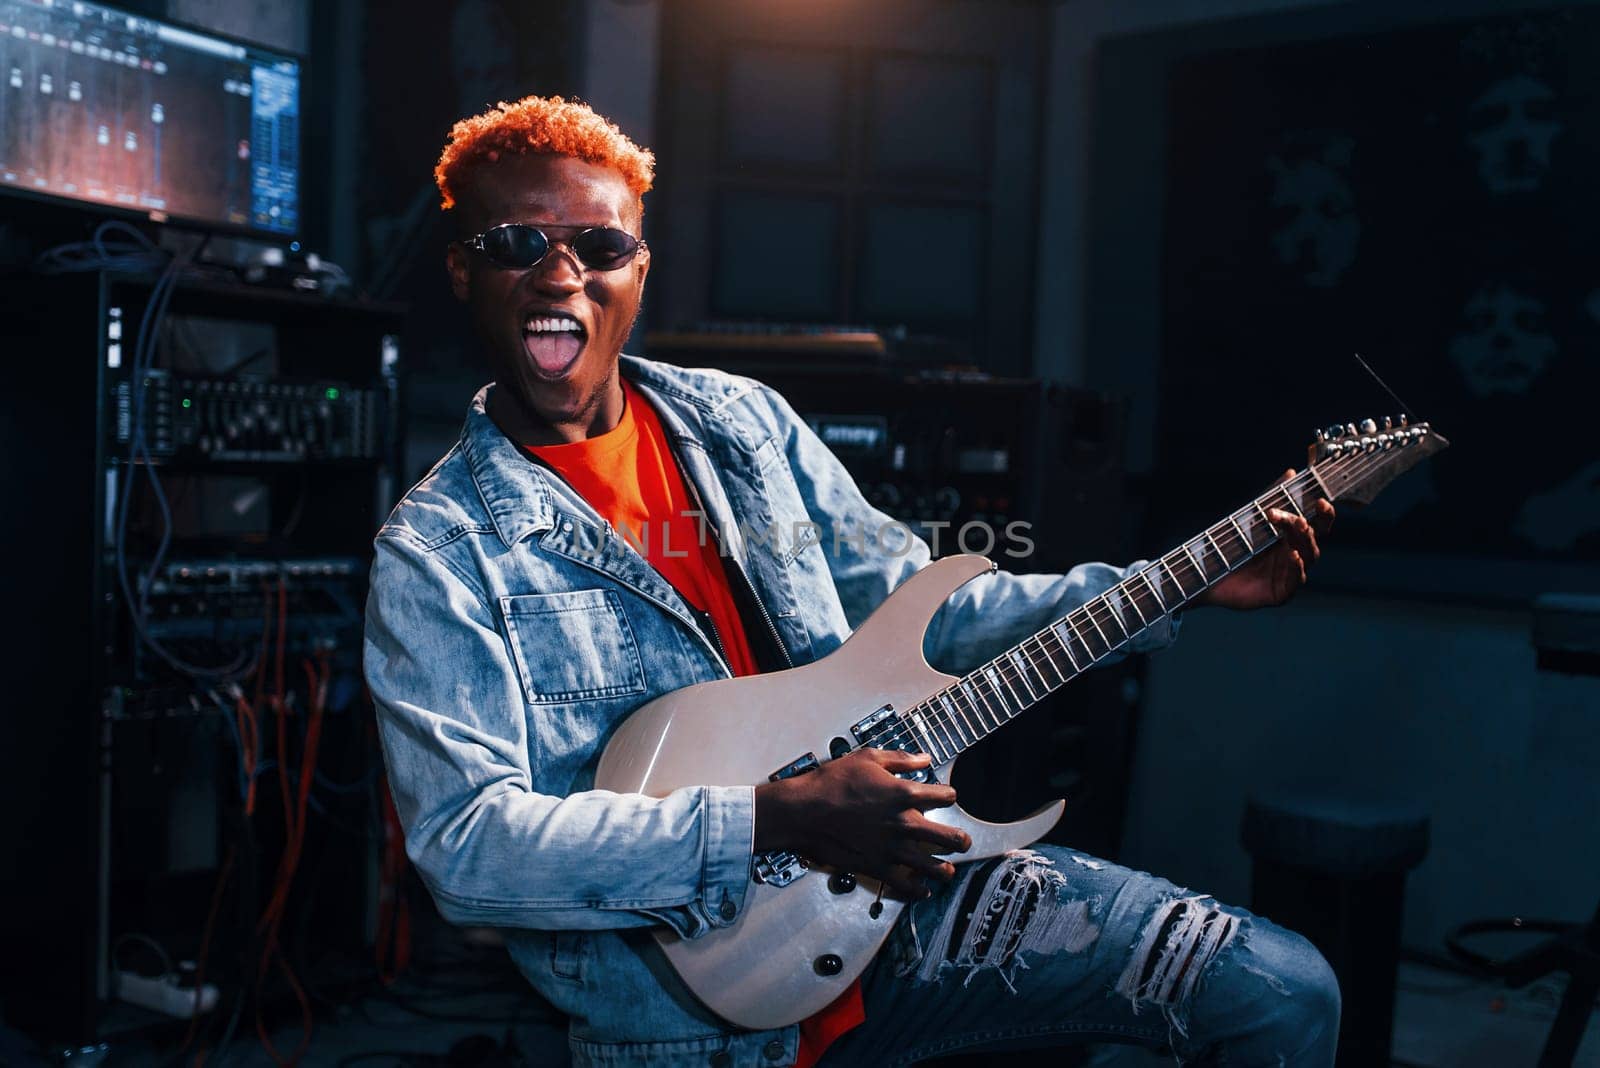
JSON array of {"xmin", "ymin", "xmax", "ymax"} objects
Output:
[
  {"xmin": 181, "ymin": 398, "xmax": 192, "ymax": 409},
  {"xmin": 325, "ymin": 387, "xmax": 340, "ymax": 400}
]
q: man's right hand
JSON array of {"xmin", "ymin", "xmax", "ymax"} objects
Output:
[{"xmin": 752, "ymin": 748, "xmax": 971, "ymax": 900}]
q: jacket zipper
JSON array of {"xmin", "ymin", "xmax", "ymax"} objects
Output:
[
  {"xmin": 661, "ymin": 432, "xmax": 794, "ymax": 673},
  {"xmin": 725, "ymin": 552, "xmax": 793, "ymax": 671},
  {"xmin": 504, "ymin": 395, "xmax": 792, "ymax": 678},
  {"xmin": 696, "ymin": 606, "xmax": 732, "ymax": 671}
]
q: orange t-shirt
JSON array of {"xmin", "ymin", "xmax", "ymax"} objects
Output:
[{"xmin": 526, "ymin": 381, "xmax": 863, "ymax": 1063}]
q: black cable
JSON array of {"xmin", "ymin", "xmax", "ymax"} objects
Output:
[{"xmin": 96, "ymin": 227, "xmax": 255, "ymax": 681}]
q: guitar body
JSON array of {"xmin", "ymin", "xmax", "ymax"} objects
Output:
[
  {"xmin": 594, "ymin": 553, "xmax": 1065, "ymax": 1030},
  {"xmin": 591, "ymin": 415, "xmax": 1447, "ymax": 1030}
]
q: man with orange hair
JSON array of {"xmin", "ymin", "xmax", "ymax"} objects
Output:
[{"xmin": 366, "ymin": 95, "xmax": 1340, "ymax": 1066}]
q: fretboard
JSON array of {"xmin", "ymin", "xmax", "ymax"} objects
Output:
[{"xmin": 901, "ymin": 472, "xmax": 1327, "ymax": 765}]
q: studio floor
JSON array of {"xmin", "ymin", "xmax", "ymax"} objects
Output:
[{"xmin": 27, "ymin": 957, "xmax": 1594, "ymax": 1067}]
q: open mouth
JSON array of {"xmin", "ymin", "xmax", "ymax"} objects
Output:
[{"xmin": 522, "ymin": 311, "xmax": 588, "ymax": 378}]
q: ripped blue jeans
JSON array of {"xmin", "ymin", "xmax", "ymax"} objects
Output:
[{"xmin": 821, "ymin": 846, "xmax": 1340, "ymax": 1067}]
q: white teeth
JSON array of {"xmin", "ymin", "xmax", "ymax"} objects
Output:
[{"xmin": 524, "ymin": 316, "xmax": 583, "ymax": 334}]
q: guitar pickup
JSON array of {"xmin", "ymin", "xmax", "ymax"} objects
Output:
[
  {"xmin": 850, "ymin": 704, "xmax": 897, "ymax": 744},
  {"xmin": 769, "ymin": 752, "xmax": 819, "ymax": 782}
]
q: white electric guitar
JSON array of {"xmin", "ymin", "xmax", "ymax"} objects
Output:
[{"xmin": 595, "ymin": 417, "xmax": 1446, "ymax": 1029}]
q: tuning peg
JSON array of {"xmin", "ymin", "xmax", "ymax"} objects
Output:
[
  {"xmin": 1383, "ymin": 416, "xmax": 1393, "ymax": 430},
  {"xmin": 1400, "ymin": 414, "xmax": 1409, "ymax": 427},
  {"xmin": 1359, "ymin": 418, "xmax": 1378, "ymax": 434},
  {"xmin": 1346, "ymin": 422, "xmax": 1358, "ymax": 437}
]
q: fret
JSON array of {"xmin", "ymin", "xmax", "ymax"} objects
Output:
[
  {"xmin": 944, "ymin": 687, "xmax": 983, "ymax": 737},
  {"xmin": 1095, "ymin": 598, "xmax": 1130, "ymax": 645},
  {"xmin": 1063, "ymin": 617, "xmax": 1100, "ymax": 665},
  {"xmin": 1205, "ymin": 530, "xmax": 1232, "ymax": 571},
  {"xmin": 907, "ymin": 706, "xmax": 946, "ymax": 764},
  {"xmin": 1008, "ymin": 650, "xmax": 1040, "ymax": 702},
  {"xmin": 958, "ymin": 682, "xmax": 995, "ymax": 736},
  {"xmin": 1253, "ymin": 500, "xmax": 1274, "ymax": 530},
  {"xmin": 984, "ymin": 665, "xmax": 1022, "ymax": 713},
  {"xmin": 1182, "ymin": 541, "xmax": 1207, "ymax": 583},
  {"xmin": 1111, "ymin": 594, "xmax": 1135, "ymax": 640},
  {"xmin": 1228, "ymin": 514, "xmax": 1253, "ymax": 553},
  {"xmin": 1308, "ymin": 464, "xmax": 1333, "ymax": 500},
  {"xmin": 921, "ymin": 700, "xmax": 953, "ymax": 757},
  {"xmin": 1102, "ymin": 589, "xmax": 1130, "ymax": 636},
  {"xmin": 1069, "ymin": 613, "xmax": 1109, "ymax": 660},
  {"xmin": 1118, "ymin": 582, "xmax": 1150, "ymax": 628},
  {"xmin": 940, "ymin": 687, "xmax": 979, "ymax": 738},
  {"xmin": 1082, "ymin": 607, "xmax": 1113, "ymax": 651},
  {"xmin": 938, "ymin": 693, "xmax": 972, "ymax": 738},
  {"xmin": 1051, "ymin": 622, "xmax": 1083, "ymax": 671},
  {"xmin": 1279, "ymin": 486, "xmax": 1306, "ymax": 519},
  {"xmin": 970, "ymin": 680, "xmax": 1002, "ymax": 731},
  {"xmin": 1140, "ymin": 568, "xmax": 1168, "ymax": 612},
  {"xmin": 1161, "ymin": 558, "xmax": 1189, "ymax": 600},
  {"xmin": 1025, "ymin": 640, "xmax": 1059, "ymax": 691},
  {"xmin": 1036, "ymin": 634, "xmax": 1071, "ymax": 684},
  {"xmin": 926, "ymin": 698, "xmax": 961, "ymax": 757},
  {"xmin": 976, "ymin": 671, "xmax": 1012, "ymax": 725}
]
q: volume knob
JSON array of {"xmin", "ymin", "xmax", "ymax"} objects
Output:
[{"xmin": 813, "ymin": 954, "xmax": 843, "ymax": 976}]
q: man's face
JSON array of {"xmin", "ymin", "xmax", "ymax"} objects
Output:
[{"xmin": 446, "ymin": 153, "xmax": 649, "ymax": 433}]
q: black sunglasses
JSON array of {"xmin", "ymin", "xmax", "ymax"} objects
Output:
[{"xmin": 462, "ymin": 223, "xmax": 645, "ymax": 272}]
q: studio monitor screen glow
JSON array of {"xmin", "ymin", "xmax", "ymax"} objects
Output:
[{"xmin": 0, "ymin": 0, "xmax": 299, "ymax": 235}]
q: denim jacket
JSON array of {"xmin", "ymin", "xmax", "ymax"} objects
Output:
[{"xmin": 363, "ymin": 356, "xmax": 1179, "ymax": 1067}]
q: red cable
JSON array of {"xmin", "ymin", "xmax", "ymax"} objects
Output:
[
  {"xmin": 273, "ymin": 580, "xmax": 292, "ymax": 832},
  {"xmin": 236, "ymin": 694, "xmax": 259, "ymax": 816},
  {"xmin": 253, "ymin": 653, "xmax": 325, "ymax": 1065}
]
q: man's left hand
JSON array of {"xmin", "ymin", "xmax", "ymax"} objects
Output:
[{"xmin": 1200, "ymin": 470, "xmax": 1335, "ymax": 610}]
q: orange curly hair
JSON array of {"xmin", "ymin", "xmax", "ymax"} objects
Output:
[{"xmin": 435, "ymin": 95, "xmax": 655, "ymax": 216}]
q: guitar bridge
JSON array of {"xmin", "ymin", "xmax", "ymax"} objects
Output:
[{"xmin": 753, "ymin": 850, "xmax": 807, "ymax": 886}]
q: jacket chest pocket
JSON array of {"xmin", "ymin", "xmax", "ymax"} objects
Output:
[{"xmin": 499, "ymin": 588, "xmax": 647, "ymax": 704}]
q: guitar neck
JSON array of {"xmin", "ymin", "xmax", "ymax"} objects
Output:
[{"xmin": 902, "ymin": 471, "xmax": 1329, "ymax": 765}]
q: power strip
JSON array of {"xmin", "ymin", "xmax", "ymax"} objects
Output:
[{"xmin": 114, "ymin": 970, "xmax": 219, "ymax": 1018}]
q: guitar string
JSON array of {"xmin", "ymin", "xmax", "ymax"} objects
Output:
[
  {"xmin": 903, "ymin": 480, "xmax": 1318, "ymax": 754},
  {"xmin": 878, "ymin": 441, "xmax": 1417, "ymax": 759},
  {"xmin": 905, "ymin": 446, "xmax": 1388, "ymax": 752},
  {"xmin": 919, "ymin": 442, "xmax": 1405, "ymax": 748},
  {"xmin": 862, "ymin": 443, "xmax": 1397, "ymax": 760},
  {"xmin": 757, "ymin": 442, "xmax": 1416, "ymax": 869}
]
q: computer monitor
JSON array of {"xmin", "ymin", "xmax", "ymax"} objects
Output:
[{"xmin": 0, "ymin": 0, "xmax": 300, "ymax": 236}]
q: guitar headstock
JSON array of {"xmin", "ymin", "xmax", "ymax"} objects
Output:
[{"xmin": 1308, "ymin": 416, "xmax": 1449, "ymax": 506}]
